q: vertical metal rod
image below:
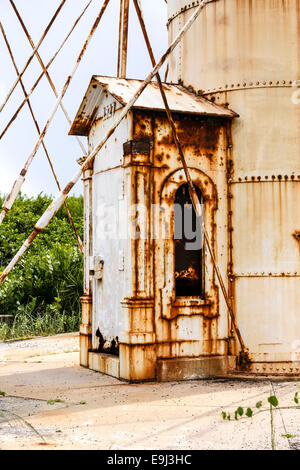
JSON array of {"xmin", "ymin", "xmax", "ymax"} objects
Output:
[
  {"xmin": 118, "ymin": 0, "xmax": 129, "ymax": 78},
  {"xmin": 164, "ymin": 63, "xmax": 169, "ymax": 82},
  {"xmin": 0, "ymin": 0, "xmax": 208, "ymax": 285},
  {"xmin": 0, "ymin": 0, "xmax": 111, "ymax": 225},
  {"xmin": 121, "ymin": 0, "xmax": 130, "ymax": 78},
  {"xmin": 133, "ymin": 0, "xmax": 247, "ymax": 354},
  {"xmin": 0, "ymin": 0, "xmax": 67, "ymax": 114},
  {"xmin": 0, "ymin": 0, "xmax": 94, "ymax": 141},
  {"xmin": 117, "ymin": 0, "xmax": 124, "ymax": 77},
  {"xmin": 0, "ymin": 22, "xmax": 83, "ymax": 254},
  {"xmin": 9, "ymin": 0, "xmax": 87, "ymax": 156}
]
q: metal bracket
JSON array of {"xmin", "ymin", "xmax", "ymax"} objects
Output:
[{"xmin": 90, "ymin": 256, "xmax": 104, "ymax": 280}]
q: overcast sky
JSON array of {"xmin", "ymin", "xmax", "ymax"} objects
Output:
[{"xmin": 0, "ymin": 0, "xmax": 167, "ymax": 197}]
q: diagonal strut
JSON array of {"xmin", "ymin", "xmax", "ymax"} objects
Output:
[
  {"xmin": 0, "ymin": 22, "xmax": 83, "ymax": 254},
  {"xmin": 0, "ymin": 0, "xmax": 94, "ymax": 141},
  {"xmin": 9, "ymin": 0, "xmax": 87, "ymax": 156},
  {"xmin": 0, "ymin": 0, "xmax": 67, "ymax": 114},
  {"xmin": 0, "ymin": 0, "xmax": 111, "ymax": 225}
]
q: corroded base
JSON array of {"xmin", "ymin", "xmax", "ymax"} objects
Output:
[
  {"xmin": 88, "ymin": 352, "xmax": 120, "ymax": 378},
  {"xmin": 80, "ymin": 295, "xmax": 92, "ymax": 368},
  {"xmin": 157, "ymin": 356, "xmax": 237, "ymax": 382},
  {"xmin": 83, "ymin": 352, "xmax": 238, "ymax": 382}
]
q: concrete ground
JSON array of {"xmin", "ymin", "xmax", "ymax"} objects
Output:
[{"xmin": 0, "ymin": 333, "xmax": 299, "ymax": 450}]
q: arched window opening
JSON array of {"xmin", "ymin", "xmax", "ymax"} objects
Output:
[{"xmin": 174, "ymin": 184, "xmax": 204, "ymax": 297}]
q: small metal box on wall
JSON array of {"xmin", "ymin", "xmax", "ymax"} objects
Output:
[{"xmin": 70, "ymin": 76, "xmax": 237, "ymax": 381}]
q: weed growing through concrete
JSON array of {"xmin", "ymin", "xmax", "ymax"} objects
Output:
[
  {"xmin": 47, "ymin": 399, "xmax": 65, "ymax": 406},
  {"xmin": 221, "ymin": 391, "xmax": 299, "ymax": 450}
]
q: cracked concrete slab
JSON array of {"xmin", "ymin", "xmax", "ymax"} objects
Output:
[{"xmin": 0, "ymin": 333, "xmax": 299, "ymax": 450}]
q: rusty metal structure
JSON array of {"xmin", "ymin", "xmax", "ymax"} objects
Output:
[
  {"xmin": 166, "ymin": 0, "xmax": 300, "ymax": 376},
  {"xmin": 1, "ymin": 0, "xmax": 300, "ymax": 381},
  {"xmin": 71, "ymin": 76, "xmax": 238, "ymax": 380}
]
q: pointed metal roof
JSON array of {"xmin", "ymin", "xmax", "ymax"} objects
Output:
[{"xmin": 69, "ymin": 75, "xmax": 238, "ymax": 136}]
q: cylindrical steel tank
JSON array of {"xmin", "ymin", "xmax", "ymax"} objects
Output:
[{"xmin": 167, "ymin": 0, "xmax": 300, "ymax": 373}]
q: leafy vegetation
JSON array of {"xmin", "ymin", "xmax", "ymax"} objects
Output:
[
  {"xmin": 221, "ymin": 391, "xmax": 300, "ymax": 450},
  {"xmin": 47, "ymin": 399, "xmax": 65, "ymax": 405},
  {"xmin": 0, "ymin": 193, "xmax": 83, "ymax": 340}
]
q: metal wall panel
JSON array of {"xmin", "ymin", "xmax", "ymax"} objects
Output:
[
  {"xmin": 234, "ymin": 277, "xmax": 300, "ymax": 361},
  {"xmin": 231, "ymin": 181, "xmax": 300, "ymax": 274},
  {"xmin": 168, "ymin": 0, "xmax": 300, "ymax": 366},
  {"xmin": 168, "ymin": 0, "xmax": 300, "ymax": 93}
]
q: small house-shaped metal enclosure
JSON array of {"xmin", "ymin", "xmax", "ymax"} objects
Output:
[{"xmin": 70, "ymin": 76, "xmax": 238, "ymax": 381}]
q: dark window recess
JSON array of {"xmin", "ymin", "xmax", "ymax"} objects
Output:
[{"xmin": 174, "ymin": 183, "xmax": 205, "ymax": 297}]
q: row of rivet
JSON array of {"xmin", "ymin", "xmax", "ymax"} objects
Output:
[
  {"xmin": 253, "ymin": 365, "xmax": 300, "ymax": 373},
  {"xmin": 203, "ymin": 80, "xmax": 294, "ymax": 94},
  {"xmin": 167, "ymin": 1, "xmax": 212, "ymax": 25},
  {"xmin": 229, "ymin": 272, "xmax": 300, "ymax": 278},
  {"xmin": 229, "ymin": 175, "xmax": 300, "ymax": 183}
]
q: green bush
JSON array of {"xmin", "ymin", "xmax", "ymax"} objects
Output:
[{"xmin": 0, "ymin": 193, "xmax": 83, "ymax": 340}]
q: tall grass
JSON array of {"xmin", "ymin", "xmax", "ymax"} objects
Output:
[{"xmin": 0, "ymin": 194, "xmax": 83, "ymax": 341}]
